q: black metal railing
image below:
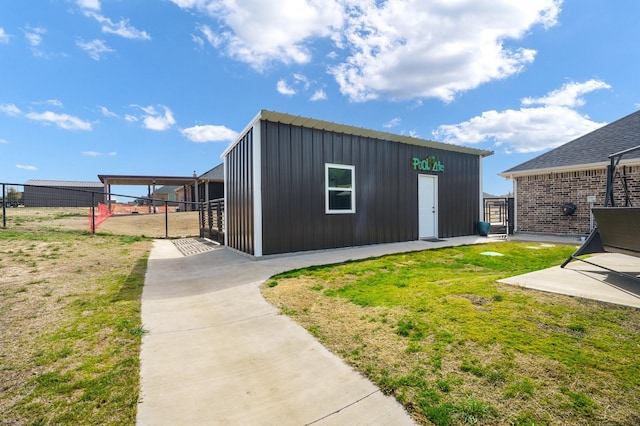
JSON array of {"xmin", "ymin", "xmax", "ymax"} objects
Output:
[{"xmin": 200, "ymin": 198, "xmax": 225, "ymax": 243}]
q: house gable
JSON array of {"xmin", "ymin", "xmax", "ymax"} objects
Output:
[{"xmin": 500, "ymin": 109, "xmax": 640, "ymax": 178}]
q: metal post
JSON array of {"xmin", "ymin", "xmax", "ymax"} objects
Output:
[
  {"xmin": 2, "ymin": 184, "xmax": 6, "ymax": 228},
  {"xmin": 165, "ymin": 201, "xmax": 168, "ymax": 239}
]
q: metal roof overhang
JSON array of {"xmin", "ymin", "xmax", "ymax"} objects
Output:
[
  {"xmin": 98, "ymin": 175, "xmax": 198, "ymax": 186},
  {"xmin": 222, "ymin": 109, "xmax": 494, "ymax": 159}
]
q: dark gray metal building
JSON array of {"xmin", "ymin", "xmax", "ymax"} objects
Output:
[
  {"xmin": 222, "ymin": 110, "xmax": 493, "ymax": 257},
  {"xmin": 23, "ymin": 180, "xmax": 105, "ymax": 207}
]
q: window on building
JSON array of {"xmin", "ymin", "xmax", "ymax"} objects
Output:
[{"xmin": 326, "ymin": 163, "xmax": 355, "ymax": 214}]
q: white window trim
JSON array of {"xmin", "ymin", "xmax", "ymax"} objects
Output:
[{"xmin": 325, "ymin": 163, "xmax": 356, "ymax": 214}]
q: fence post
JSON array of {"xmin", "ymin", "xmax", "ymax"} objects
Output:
[
  {"xmin": 165, "ymin": 200, "xmax": 169, "ymax": 239},
  {"xmin": 91, "ymin": 192, "xmax": 96, "ymax": 234},
  {"xmin": 2, "ymin": 184, "xmax": 5, "ymax": 229}
]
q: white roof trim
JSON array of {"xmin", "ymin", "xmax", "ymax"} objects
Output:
[{"xmin": 221, "ymin": 110, "xmax": 262, "ymax": 158}]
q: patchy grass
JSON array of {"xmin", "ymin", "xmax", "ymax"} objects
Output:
[
  {"xmin": 262, "ymin": 242, "xmax": 640, "ymax": 425},
  {"xmin": 0, "ymin": 227, "xmax": 152, "ymax": 425}
]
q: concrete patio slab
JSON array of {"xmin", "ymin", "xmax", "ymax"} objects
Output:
[{"xmin": 499, "ymin": 252, "xmax": 640, "ymax": 309}]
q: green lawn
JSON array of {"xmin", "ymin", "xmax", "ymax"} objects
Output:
[
  {"xmin": 0, "ymin": 228, "xmax": 152, "ymax": 425},
  {"xmin": 262, "ymin": 242, "xmax": 640, "ymax": 425}
]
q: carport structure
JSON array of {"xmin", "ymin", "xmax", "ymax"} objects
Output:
[{"xmin": 98, "ymin": 174, "xmax": 200, "ymax": 211}]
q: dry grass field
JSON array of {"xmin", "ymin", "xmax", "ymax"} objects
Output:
[
  {"xmin": 1, "ymin": 207, "xmax": 200, "ymax": 238},
  {"xmin": 98, "ymin": 211, "xmax": 201, "ymax": 238},
  {"xmin": 1, "ymin": 208, "xmax": 153, "ymax": 424}
]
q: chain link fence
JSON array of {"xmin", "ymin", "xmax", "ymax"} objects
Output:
[{"xmin": 0, "ymin": 183, "xmax": 221, "ymax": 239}]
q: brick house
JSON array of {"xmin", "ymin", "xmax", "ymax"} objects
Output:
[{"xmin": 499, "ymin": 109, "xmax": 640, "ymax": 236}]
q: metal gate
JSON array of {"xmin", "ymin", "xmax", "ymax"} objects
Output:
[
  {"xmin": 483, "ymin": 197, "xmax": 514, "ymax": 236},
  {"xmin": 200, "ymin": 198, "xmax": 225, "ymax": 243}
]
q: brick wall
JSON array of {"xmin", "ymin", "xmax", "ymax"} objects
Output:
[{"xmin": 515, "ymin": 166, "xmax": 640, "ymax": 235}]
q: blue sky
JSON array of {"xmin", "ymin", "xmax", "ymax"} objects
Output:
[{"xmin": 1, "ymin": 0, "xmax": 639, "ymax": 197}]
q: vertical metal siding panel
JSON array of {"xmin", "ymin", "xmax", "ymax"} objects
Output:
[
  {"xmin": 237, "ymin": 137, "xmax": 244, "ymax": 251},
  {"xmin": 300, "ymin": 127, "xmax": 313, "ymax": 249},
  {"xmin": 262, "ymin": 121, "xmax": 278, "ymax": 255},
  {"xmin": 226, "ymin": 130, "xmax": 254, "ymax": 255},
  {"xmin": 228, "ymin": 147, "xmax": 236, "ymax": 250},
  {"xmin": 366, "ymin": 138, "xmax": 378, "ymax": 245},
  {"xmin": 391, "ymin": 141, "xmax": 402, "ymax": 242},
  {"xmin": 322, "ymin": 132, "xmax": 334, "ymax": 250},
  {"xmin": 279, "ymin": 123, "xmax": 292, "ymax": 253},
  {"xmin": 247, "ymin": 131, "xmax": 255, "ymax": 254},
  {"xmin": 290, "ymin": 125, "xmax": 304, "ymax": 252},
  {"xmin": 261, "ymin": 121, "xmax": 270, "ymax": 254},
  {"xmin": 311, "ymin": 129, "xmax": 325, "ymax": 250},
  {"xmin": 381, "ymin": 141, "xmax": 393, "ymax": 243}
]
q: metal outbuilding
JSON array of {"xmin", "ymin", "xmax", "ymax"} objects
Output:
[
  {"xmin": 23, "ymin": 180, "xmax": 104, "ymax": 207},
  {"xmin": 221, "ymin": 110, "xmax": 493, "ymax": 257}
]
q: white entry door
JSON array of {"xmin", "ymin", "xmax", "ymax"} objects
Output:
[{"xmin": 418, "ymin": 175, "xmax": 437, "ymax": 239}]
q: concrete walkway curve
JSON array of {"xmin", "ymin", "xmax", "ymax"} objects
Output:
[{"xmin": 137, "ymin": 236, "xmax": 492, "ymax": 425}]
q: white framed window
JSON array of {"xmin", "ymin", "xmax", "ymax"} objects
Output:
[{"xmin": 325, "ymin": 163, "xmax": 355, "ymax": 214}]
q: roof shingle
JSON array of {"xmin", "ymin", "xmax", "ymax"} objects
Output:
[{"xmin": 501, "ymin": 109, "xmax": 640, "ymax": 175}]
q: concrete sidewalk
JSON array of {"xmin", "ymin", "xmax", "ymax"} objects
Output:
[{"xmin": 137, "ymin": 236, "xmax": 493, "ymax": 425}]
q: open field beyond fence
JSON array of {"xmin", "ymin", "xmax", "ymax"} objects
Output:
[{"xmin": 1, "ymin": 207, "xmax": 200, "ymax": 238}]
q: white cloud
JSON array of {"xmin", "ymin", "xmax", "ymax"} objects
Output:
[
  {"xmin": 16, "ymin": 164, "xmax": 38, "ymax": 171},
  {"xmin": 23, "ymin": 25, "xmax": 47, "ymax": 56},
  {"xmin": 82, "ymin": 150, "xmax": 116, "ymax": 157},
  {"xmin": 433, "ymin": 80, "xmax": 610, "ymax": 153},
  {"xmin": 181, "ymin": 125, "xmax": 239, "ymax": 142},
  {"xmin": 0, "ymin": 138, "xmax": 9, "ymax": 144},
  {"xmin": 192, "ymin": 34, "xmax": 204, "ymax": 48},
  {"xmin": 33, "ymin": 99, "xmax": 63, "ymax": 107},
  {"xmin": 84, "ymin": 11, "xmax": 151, "ymax": 40},
  {"xmin": 98, "ymin": 105, "xmax": 118, "ymax": 117},
  {"xmin": 25, "ymin": 111, "xmax": 93, "ymax": 131},
  {"xmin": 522, "ymin": 79, "xmax": 611, "ymax": 107},
  {"xmin": 0, "ymin": 104, "xmax": 22, "ymax": 116},
  {"xmin": 125, "ymin": 114, "xmax": 138, "ymax": 122},
  {"xmin": 331, "ymin": 1, "xmax": 561, "ymax": 102},
  {"xmin": 310, "ymin": 89, "xmax": 327, "ymax": 101},
  {"xmin": 277, "ymin": 79, "xmax": 296, "ymax": 95},
  {"xmin": 172, "ymin": 0, "xmax": 561, "ymax": 102},
  {"xmin": 0, "ymin": 27, "xmax": 10, "ymax": 44},
  {"xmin": 24, "ymin": 26, "xmax": 45, "ymax": 47},
  {"xmin": 77, "ymin": 38, "xmax": 114, "ymax": 60},
  {"xmin": 77, "ymin": 0, "xmax": 101, "ymax": 10},
  {"xmin": 132, "ymin": 105, "xmax": 176, "ymax": 131},
  {"xmin": 384, "ymin": 117, "xmax": 401, "ymax": 128},
  {"xmin": 172, "ymin": 0, "xmax": 344, "ymax": 70},
  {"xmin": 196, "ymin": 24, "xmax": 220, "ymax": 47},
  {"xmin": 277, "ymin": 73, "xmax": 326, "ymax": 98}
]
